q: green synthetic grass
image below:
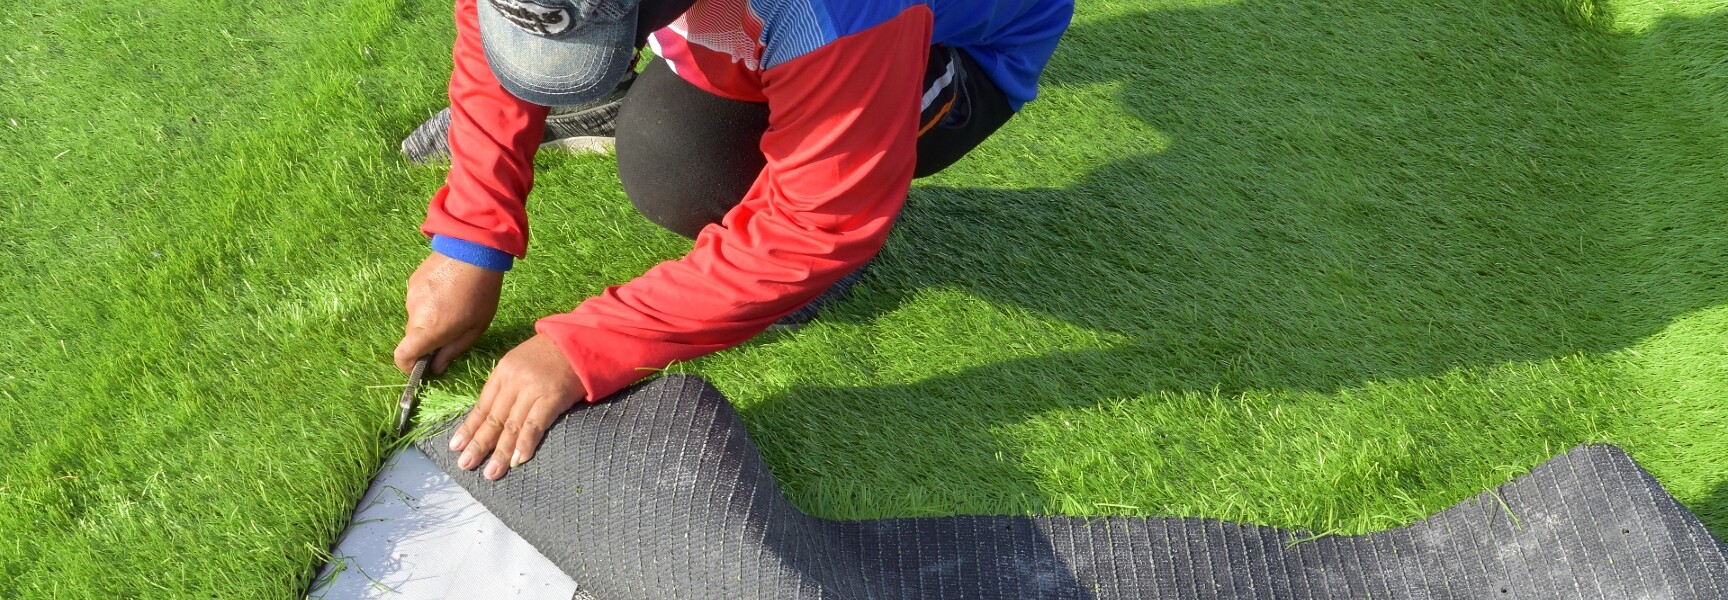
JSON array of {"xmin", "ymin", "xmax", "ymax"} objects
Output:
[{"xmin": 2, "ymin": 0, "xmax": 1725, "ymax": 596}]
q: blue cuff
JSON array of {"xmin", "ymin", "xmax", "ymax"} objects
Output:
[{"xmin": 431, "ymin": 235, "xmax": 515, "ymax": 272}]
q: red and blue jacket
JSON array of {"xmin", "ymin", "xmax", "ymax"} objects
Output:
[{"xmin": 422, "ymin": 0, "xmax": 1072, "ymax": 401}]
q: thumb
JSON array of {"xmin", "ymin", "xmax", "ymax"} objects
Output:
[{"xmin": 394, "ymin": 325, "xmax": 452, "ymax": 373}]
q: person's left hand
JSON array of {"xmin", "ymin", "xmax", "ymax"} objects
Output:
[{"xmin": 447, "ymin": 333, "xmax": 585, "ymax": 481}]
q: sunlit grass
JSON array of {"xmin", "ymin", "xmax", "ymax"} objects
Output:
[{"xmin": 3, "ymin": 0, "xmax": 1725, "ymax": 596}]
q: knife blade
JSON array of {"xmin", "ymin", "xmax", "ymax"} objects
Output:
[{"xmin": 396, "ymin": 354, "xmax": 433, "ymax": 437}]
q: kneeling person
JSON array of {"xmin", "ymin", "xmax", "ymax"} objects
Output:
[{"xmin": 396, "ymin": 0, "xmax": 1075, "ymax": 480}]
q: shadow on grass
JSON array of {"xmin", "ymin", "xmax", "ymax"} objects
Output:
[
  {"xmin": 860, "ymin": 2, "xmax": 1719, "ymax": 395},
  {"xmin": 738, "ymin": 2, "xmax": 1728, "ymax": 527}
]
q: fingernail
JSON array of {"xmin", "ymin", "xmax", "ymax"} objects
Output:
[
  {"xmin": 449, "ymin": 432, "xmax": 466, "ymax": 452},
  {"xmin": 458, "ymin": 450, "xmax": 476, "ymax": 470},
  {"xmin": 484, "ymin": 460, "xmax": 503, "ymax": 480},
  {"xmin": 510, "ymin": 450, "xmax": 522, "ymax": 469}
]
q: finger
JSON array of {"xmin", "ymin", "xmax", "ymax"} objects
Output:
[
  {"xmin": 456, "ymin": 406, "xmax": 504, "ymax": 473},
  {"xmin": 450, "ymin": 372, "xmax": 502, "ymax": 453},
  {"xmin": 394, "ymin": 323, "xmax": 452, "ymax": 373},
  {"xmin": 393, "ymin": 331, "xmax": 426, "ymax": 373},
  {"xmin": 484, "ymin": 391, "xmax": 539, "ymax": 481},
  {"xmin": 431, "ymin": 326, "xmax": 486, "ymax": 376},
  {"xmin": 510, "ymin": 396, "xmax": 567, "ymax": 469},
  {"xmin": 457, "ymin": 374, "xmax": 511, "ymax": 471}
]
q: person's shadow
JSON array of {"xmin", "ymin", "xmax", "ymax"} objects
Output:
[{"xmin": 734, "ymin": 1, "xmax": 1728, "ymax": 535}]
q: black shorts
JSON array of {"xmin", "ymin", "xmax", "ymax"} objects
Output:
[{"xmin": 615, "ymin": 46, "xmax": 1017, "ymax": 239}]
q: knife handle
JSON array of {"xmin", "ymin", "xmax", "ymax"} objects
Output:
[{"xmin": 396, "ymin": 353, "xmax": 435, "ymax": 435}]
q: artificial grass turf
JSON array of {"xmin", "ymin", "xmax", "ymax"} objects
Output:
[{"xmin": 1, "ymin": 0, "xmax": 1724, "ymax": 596}]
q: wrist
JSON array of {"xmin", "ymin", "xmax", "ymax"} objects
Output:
[{"xmin": 431, "ymin": 234, "xmax": 515, "ymax": 272}]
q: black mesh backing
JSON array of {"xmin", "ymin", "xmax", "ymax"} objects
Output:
[{"xmin": 416, "ymin": 375, "xmax": 1728, "ymax": 599}]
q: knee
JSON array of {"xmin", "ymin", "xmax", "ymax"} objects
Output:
[
  {"xmin": 612, "ymin": 58, "xmax": 767, "ymax": 239},
  {"xmin": 615, "ymin": 121, "xmax": 745, "ymax": 239},
  {"xmin": 625, "ymin": 185, "xmax": 711, "ymax": 239},
  {"xmin": 615, "ymin": 133, "xmax": 711, "ymax": 239}
]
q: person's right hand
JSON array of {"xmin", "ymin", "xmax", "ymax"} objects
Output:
[{"xmin": 395, "ymin": 252, "xmax": 505, "ymax": 375}]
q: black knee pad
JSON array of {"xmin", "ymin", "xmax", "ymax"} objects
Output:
[{"xmin": 616, "ymin": 59, "xmax": 770, "ymax": 239}]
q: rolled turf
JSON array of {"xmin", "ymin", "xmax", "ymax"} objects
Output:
[{"xmin": 2, "ymin": 0, "xmax": 1724, "ymax": 596}]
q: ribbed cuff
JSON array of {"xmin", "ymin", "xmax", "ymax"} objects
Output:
[{"xmin": 431, "ymin": 234, "xmax": 515, "ymax": 272}]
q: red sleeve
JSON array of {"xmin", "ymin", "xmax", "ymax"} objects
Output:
[
  {"xmin": 418, "ymin": 0, "xmax": 550, "ymax": 258},
  {"xmin": 535, "ymin": 8, "xmax": 934, "ymax": 401}
]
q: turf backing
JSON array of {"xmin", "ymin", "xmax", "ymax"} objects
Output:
[{"xmin": 1, "ymin": 0, "xmax": 1724, "ymax": 597}]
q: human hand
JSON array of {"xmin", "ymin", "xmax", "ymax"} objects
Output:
[
  {"xmin": 448, "ymin": 334, "xmax": 585, "ymax": 480},
  {"xmin": 395, "ymin": 252, "xmax": 505, "ymax": 375}
]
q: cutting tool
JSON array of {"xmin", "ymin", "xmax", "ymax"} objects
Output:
[{"xmin": 396, "ymin": 354, "xmax": 433, "ymax": 437}]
